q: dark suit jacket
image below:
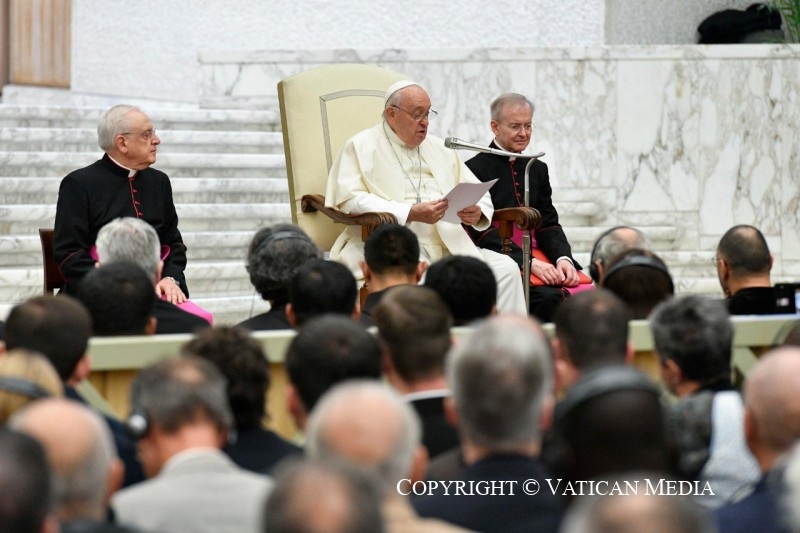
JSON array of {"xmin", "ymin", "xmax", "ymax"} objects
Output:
[
  {"xmin": 465, "ymin": 146, "xmax": 579, "ymax": 269},
  {"xmin": 153, "ymin": 299, "xmax": 210, "ymax": 334},
  {"xmin": 727, "ymin": 287, "xmax": 780, "ymax": 315},
  {"xmin": 414, "ymin": 454, "xmax": 563, "ymax": 533},
  {"xmin": 359, "ymin": 290, "xmax": 388, "ymax": 328},
  {"xmin": 224, "ymin": 425, "xmax": 302, "ymax": 475},
  {"xmin": 407, "ymin": 391, "xmax": 460, "ymax": 459},
  {"xmin": 716, "ymin": 474, "xmax": 786, "ymax": 533},
  {"xmin": 66, "ymin": 386, "xmax": 144, "ymax": 488},
  {"xmin": 237, "ymin": 304, "xmax": 292, "ymax": 331}
]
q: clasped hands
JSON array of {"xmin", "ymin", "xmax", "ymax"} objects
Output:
[
  {"xmin": 408, "ymin": 199, "xmax": 482, "ymax": 225},
  {"xmin": 531, "ymin": 258, "xmax": 580, "ymax": 287}
]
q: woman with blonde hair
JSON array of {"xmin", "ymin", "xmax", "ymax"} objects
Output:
[{"xmin": 0, "ymin": 349, "xmax": 63, "ymax": 422}]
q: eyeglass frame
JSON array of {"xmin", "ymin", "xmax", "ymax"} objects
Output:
[
  {"xmin": 121, "ymin": 129, "xmax": 157, "ymax": 141},
  {"xmin": 389, "ymin": 105, "xmax": 438, "ymax": 123},
  {"xmin": 496, "ymin": 122, "xmax": 535, "ymax": 134}
]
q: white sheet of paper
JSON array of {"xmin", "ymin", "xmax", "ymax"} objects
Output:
[{"xmin": 441, "ymin": 179, "xmax": 498, "ymax": 224}]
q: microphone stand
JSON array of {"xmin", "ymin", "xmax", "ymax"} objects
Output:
[{"xmin": 522, "ymin": 157, "xmax": 536, "ymax": 312}]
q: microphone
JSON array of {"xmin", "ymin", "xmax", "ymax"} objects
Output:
[{"xmin": 444, "ymin": 137, "xmax": 544, "ymax": 159}]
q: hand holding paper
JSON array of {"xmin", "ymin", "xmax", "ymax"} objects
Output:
[{"xmin": 441, "ymin": 179, "xmax": 498, "ymax": 224}]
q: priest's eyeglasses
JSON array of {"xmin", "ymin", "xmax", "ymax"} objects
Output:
[
  {"xmin": 391, "ymin": 106, "xmax": 438, "ymax": 122},
  {"xmin": 122, "ymin": 129, "xmax": 156, "ymax": 141}
]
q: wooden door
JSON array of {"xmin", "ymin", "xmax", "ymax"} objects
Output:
[{"xmin": 9, "ymin": 0, "xmax": 70, "ymax": 87}]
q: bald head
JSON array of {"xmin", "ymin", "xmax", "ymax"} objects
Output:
[
  {"xmin": 745, "ymin": 346, "xmax": 800, "ymax": 458},
  {"xmin": 305, "ymin": 381, "xmax": 421, "ymax": 493},
  {"xmin": 9, "ymin": 398, "xmax": 119, "ymax": 521},
  {"xmin": 590, "ymin": 227, "xmax": 651, "ymax": 283}
]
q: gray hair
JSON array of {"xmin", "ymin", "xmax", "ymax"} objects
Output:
[
  {"xmin": 650, "ymin": 295, "xmax": 733, "ymax": 383},
  {"xmin": 592, "ymin": 226, "xmax": 652, "ymax": 268},
  {"xmin": 246, "ymin": 224, "xmax": 320, "ymax": 304},
  {"xmin": 447, "ymin": 316, "xmax": 552, "ymax": 449},
  {"xmin": 490, "ymin": 93, "xmax": 534, "ymax": 121},
  {"xmin": 97, "ymin": 104, "xmax": 142, "ymax": 151},
  {"xmin": 130, "ymin": 356, "xmax": 233, "ymax": 436},
  {"xmin": 95, "ymin": 217, "xmax": 160, "ymax": 284},
  {"xmin": 305, "ymin": 381, "xmax": 421, "ymax": 494}
]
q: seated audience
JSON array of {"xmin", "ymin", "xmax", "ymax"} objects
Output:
[
  {"xmin": 374, "ymin": 285, "xmax": 459, "ymax": 459},
  {"xmin": 589, "ymin": 226, "xmax": 652, "ymax": 284},
  {"xmin": 0, "ymin": 349, "xmax": 63, "ymax": 422},
  {"xmin": 560, "ymin": 472, "xmax": 713, "ymax": 533},
  {"xmin": 0, "ymin": 428, "xmax": 57, "ymax": 533},
  {"xmin": 716, "ymin": 224, "xmax": 782, "ymax": 315},
  {"xmin": 181, "ymin": 326, "xmax": 302, "ymax": 474},
  {"xmin": 306, "ymin": 381, "xmax": 471, "ymax": 533},
  {"xmin": 414, "ymin": 315, "xmax": 563, "ymax": 533},
  {"xmin": 552, "ymin": 288, "xmax": 633, "ymax": 393},
  {"xmin": 76, "ymin": 261, "xmax": 157, "ymax": 336},
  {"xmin": 264, "ymin": 458, "xmax": 385, "ymax": 533},
  {"xmin": 600, "ymin": 248, "xmax": 674, "ymax": 319},
  {"xmin": 4, "ymin": 295, "xmax": 144, "ymax": 486},
  {"xmin": 547, "ymin": 366, "xmax": 669, "ymax": 489},
  {"xmin": 111, "ymin": 356, "xmax": 273, "ymax": 533},
  {"xmin": 239, "ymin": 224, "xmax": 321, "ymax": 331},
  {"xmin": 10, "ymin": 398, "xmax": 138, "ymax": 533},
  {"xmin": 95, "ymin": 217, "xmax": 211, "ymax": 334},
  {"xmin": 360, "ymin": 223, "xmax": 425, "ymax": 327},
  {"xmin": 650, "ymin": 295, "xmax": 760, "ymax": 508},
  {"xmin": 715, "ymin": 345, "xmax": 800, "ymax": 533},
  {"xmin": 287, "ymin": 258, "xmax": 359, "ymax": 327},
  {"xmin": 424, "ymin": 255, "xmax": 497, "ymax": 325},
  {"xmin": 284, "ymin": 315, "xmax": 382, "ymax": 430}
]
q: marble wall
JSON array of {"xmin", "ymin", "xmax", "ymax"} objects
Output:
[{"xmin": 198, "ymin": 44, "xmax": 800, "ymax": 278}]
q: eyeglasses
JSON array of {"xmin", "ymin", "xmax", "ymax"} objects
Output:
[
  {"xmin": 502, "ymin": 123, "xmax": 534, "ymax": 134},
  {"xmin": 390, "ymin": 105, "xmax": 438, "ymax": 122},
  {"xmin": 122, "ymin": 129, "xmax": 156, "ymax": 141}
]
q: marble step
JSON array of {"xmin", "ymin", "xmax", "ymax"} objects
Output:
[
  {"xmin": 0, "ymin": 151, "xmax": 287, "ymax": 179},
  {"xmin": 0, "ymin": 203, "xmax": 292, "ymax": 233},
  {"xmin": 0, "ymin": 105, "xmax": 281, "ymax": 131},
  {"xmin": 0, "ymin": 176, "xmax": 290, "ymax": 205},
  {"xmin": 0, "ymin": 127, "xmax": 285, "ymax": 154}
]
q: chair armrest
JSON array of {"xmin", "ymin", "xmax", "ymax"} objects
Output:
[
  {"xmin": 301, "ymin": 194, "xmax": 398, "ymax": 241},
  {"xmin": 491, "ymin": 207, "xmax": 542, "ymax": 256}
]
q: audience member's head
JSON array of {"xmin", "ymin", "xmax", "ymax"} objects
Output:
[
  {"xmin": 264, "ymin": 458, "xmax": 385, "ymax": 533},
  {"xmin": 424, "ymin": 255, "xmax": 497, "ymax": 325},
  {"xmin": 0, "ymin": 350, "xmax": 63, "ymax": 422},
  {"xmin": 446, "ymin": 315, "xmax": 552, "ymax": 460},
  {"xmin": 287, "ymin": 258, "xmax": 358, "ymax": 327},
  {"xmin": 127, "ymin": 356, "xmax": 233, "ymax": 477},
  {"xmin": 743, "ymin": 345, "xmax": 800, "ymax": 473},
  {"xmin": 180, "ymin": 326, "xmax": 270, "ymax": 431},
  {"xmin": 10, "ymin": 398, "xmax": 122, "ymax": 523},
  {"xmin": 285, "ymin": 316, "xmax": 381, "ymax": 429},
  {"xmin": 95, "ymin": 216, "xmax": 161, "ymax": 284},
  {"xmin": 374, "ymin": 285, "xmax": 453, "ymax": 392},
  {"xmin": 361, "ymin": 224, "xmax": 424, "ymax": 292},
  {"xmin": 551, "ymin": 366, "xmax": 668, "ymax": 483},
  {"xmin": 553, "ymin": 289, "xmax": 632, "ymax": 392},
  {"xmin": 650, "ymin": 295, "xmax": 733, "ymax": 397},
  {"xmin": 560, "ymin": 472, "xmax": 713, "ymax": 533},
  {"xmin": 4, "ymin": 295, "xmax": 92, "ymax": 384},
  {"xmin": 601, "ymin": 248, "xmax": 674, "ymax": 319},
  {"xmin": 306, "ymin": 381, "xmax": 424, "ymax": 496},
  {"xmin": 246, "ymin": 224, "xmax": 320, "ymax": 305},
  {"xmin": 716, "ymin": 224, "xmax": 772, "ymax": 297},
  {"xmin": 0, "ymin": 428, "xmax": 56, "ymax": 533},
  {"xmin": 589, "ymin": 226, "xmax": 652, "ymax": 284},
  {"xmin": 77, "ymin": 261, "xmax": 157, "ymax": 336}
]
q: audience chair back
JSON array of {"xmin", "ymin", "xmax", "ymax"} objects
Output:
[
  {"xmin": 39, "ymin": 228, "xmax": 65, "ymax": 294},
  {"xmin": 277, "ymin": 63, "xmax": 406, "ymax": 252}
]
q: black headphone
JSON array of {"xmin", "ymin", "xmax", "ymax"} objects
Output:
[
  {"xmin": 246, "ymin": 231, "xmax": 313, "ymax": 273},
  {"xmin": 588, "ymin": 226, "xmax": 631, "ymax": 283},
  {"xmin": 0, "ymin": 377, "xmax": 52, "ymax": 400},
  {"xmin": 602, "ymin": 253, "xmax": 675, "ymax": 294}
]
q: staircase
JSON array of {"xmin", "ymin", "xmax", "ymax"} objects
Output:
[
  {"xmin": 0, "ymin": 100, "xmax": 724, "ymax": 325},
  {"xmin": 0, "ymin": 104, "xmax": 292, "ymax": 325}
]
